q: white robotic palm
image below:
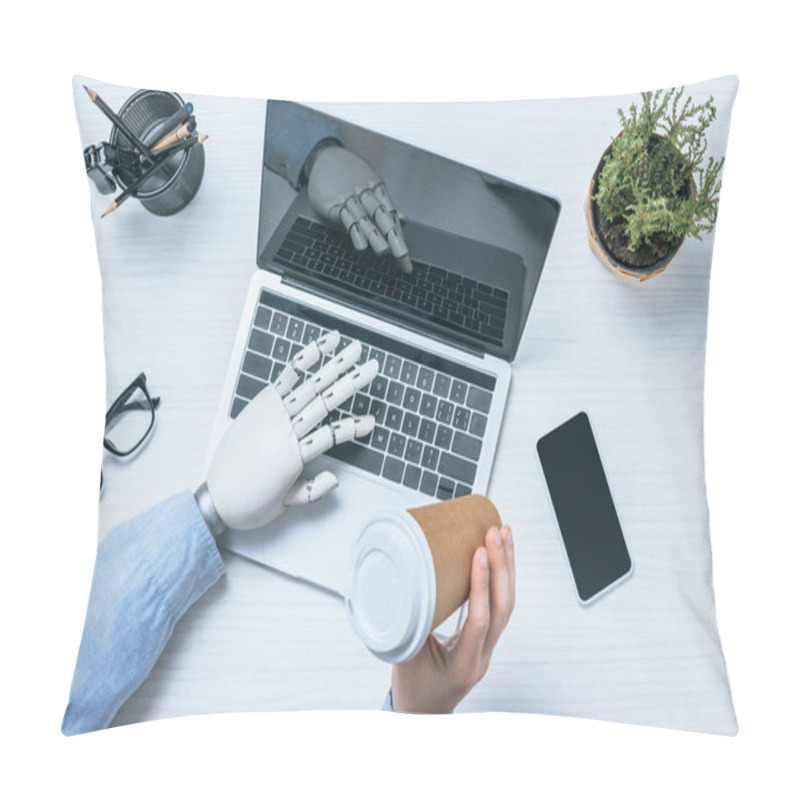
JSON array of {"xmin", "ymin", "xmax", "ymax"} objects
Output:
[{"xmin": 201, "ymin": 331, "xmax": 377, "ymax": 533}]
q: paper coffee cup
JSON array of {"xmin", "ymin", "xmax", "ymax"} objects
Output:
[{"xmin": 345, "ymin": 495, "xmax": 501, "ymax": 663}]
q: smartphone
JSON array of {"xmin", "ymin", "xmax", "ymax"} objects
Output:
[{"xmin": 537, "ymin": 412, "xmax": 632, "ymax": 604}]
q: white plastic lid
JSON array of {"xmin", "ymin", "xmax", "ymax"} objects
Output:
[{"xmin": 345, "ymin": 511, "xmax": 436, "ymax": 664}]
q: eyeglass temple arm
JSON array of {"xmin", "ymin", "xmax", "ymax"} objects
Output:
[{"xmin": 116, "ymin": 396, "xmax": 161, "ymax": 413}]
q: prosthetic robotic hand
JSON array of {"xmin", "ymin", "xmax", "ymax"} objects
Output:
[
  {"xmin": 306, "ymin": 144, "xmax": 413, "ymax": 274},
  {"xmin": 195, "ymin": 331, "xmax": 378, "ymax": 536}
]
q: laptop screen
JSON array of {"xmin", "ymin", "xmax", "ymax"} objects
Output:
[{"xmin": 257, "ymin": 101, "xmax": 561, "ymax": 362}]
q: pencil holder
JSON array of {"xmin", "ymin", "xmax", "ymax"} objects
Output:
[{"xmin": 111, "ymin": 89, "xmax": 205, "ymax": 216}]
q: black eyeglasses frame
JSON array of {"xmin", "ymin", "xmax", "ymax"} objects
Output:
[{"xmin": 101, "ymin": 373, "xmax": 161, "ymax": 491}]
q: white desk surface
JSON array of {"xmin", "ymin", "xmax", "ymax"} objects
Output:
[{"xmin": 75, "ymin": 76, "xmax": 737, "ymax": 732}]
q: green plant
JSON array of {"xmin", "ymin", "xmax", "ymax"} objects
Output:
[{"xmin": 593, "ymin": 87, "xmax": 724, "ymax": 261}]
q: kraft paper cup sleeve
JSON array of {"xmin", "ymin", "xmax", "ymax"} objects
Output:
[{"xmin": 409, "ymin": 495, "xmax": 501, "ymax": 629}]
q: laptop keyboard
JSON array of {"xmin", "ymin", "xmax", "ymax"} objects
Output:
[
  {"xmin": 272, "ymin": 216, "xmax": 509, "ymax": 346},
  {"xmin": 229, "ymin": 290, "xmax": 497, "ymax": 500}
]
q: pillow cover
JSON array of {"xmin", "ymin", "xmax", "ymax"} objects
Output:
[{"xmin": 65, "ymin": 74, "xmax": 738, "ymax": 735}]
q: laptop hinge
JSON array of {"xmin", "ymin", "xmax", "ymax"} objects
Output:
[{"xmin": 281, "ymin": 274, "xmax": 487, "ymax": 359}]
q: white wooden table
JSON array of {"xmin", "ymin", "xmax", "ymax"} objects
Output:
[{"xmin": 74, "ymin": 76, "xmax": 737, "ymax": 732}]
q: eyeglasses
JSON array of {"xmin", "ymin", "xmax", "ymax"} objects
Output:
[{"xmin": 101, "ymin": 372, "xmax": 160, "ymax": 490}]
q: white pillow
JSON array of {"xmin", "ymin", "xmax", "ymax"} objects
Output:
[{"xmin": 70, "ymin": 74, "xmax": 738, "ymax": 734}]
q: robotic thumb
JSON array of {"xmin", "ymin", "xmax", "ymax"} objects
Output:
[{"xmin": 283, "ymin": 471, "xmax": 339, "ymax": 507}]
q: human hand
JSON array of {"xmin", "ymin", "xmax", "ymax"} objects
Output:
[
  {"xmin": 307, "ymin": 145, "xmax": 413, "ymax": 273},
  {"xmin": 202, "ymin": 332, "xmax": 377, "ymax": 532},
  {"xmin": 390, "ymin": 524, "xmax": 515, "ymax": 713}
]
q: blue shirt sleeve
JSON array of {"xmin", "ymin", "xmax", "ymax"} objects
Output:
[
  {"xmin": 62, "ymin": 492, "xmax": 225, "ymax": 735},
  {"xmin": 264, "ymin": 100, "xmax": 343, "ymax": 189}
]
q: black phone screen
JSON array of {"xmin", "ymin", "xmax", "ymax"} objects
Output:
[{"xmin": 537, "ymin": 412, "xmax": 631, "ymax": 603}]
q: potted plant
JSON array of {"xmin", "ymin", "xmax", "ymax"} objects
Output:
[{"xmin": 585, "ymin": 86, "xmax": 725, "ymax": 280}]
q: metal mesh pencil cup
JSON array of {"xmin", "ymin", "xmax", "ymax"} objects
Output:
[{"xmin": 110, "ymin": 90, "xmax": 205, "ymax": 216}]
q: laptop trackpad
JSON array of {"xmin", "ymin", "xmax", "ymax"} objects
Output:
[{"xmin": 217, "ymin": 460, "xmax": 413, "ymax": 596}]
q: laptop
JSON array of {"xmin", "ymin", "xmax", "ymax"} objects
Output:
[{"xmin": 205, "ymin": 101, "xmax": 561, "ymax": 595}]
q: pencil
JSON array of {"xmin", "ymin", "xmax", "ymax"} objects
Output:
[
  {"xmin": 84, "ymin": 86, "xmax": 154, "ymax": 164},
  {"xmin": 150, "ymin": 118, "xmax": 196, "ymax": 153},
  {"xmin": 148, "ymin": 103, "xmax": 193, "ymax": 149},
  {"xmin": 151, "ymin": 132, "xmax": 207, "ymax": 159},
  {"xmin": 101, "ymin": 134, "xmax": 207, "ymax": 218}
]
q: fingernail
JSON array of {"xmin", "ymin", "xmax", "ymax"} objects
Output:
[
  {"xmin": 506, "ymin": 527, "xmax": 513, "ymax": 546},
  {"xmin": 479, "ymin": 548, "xmax": 488, "ymax": 569},
  {"xmin": 492, "ymin": 527, "xmax": 502, "ymax": 547}
]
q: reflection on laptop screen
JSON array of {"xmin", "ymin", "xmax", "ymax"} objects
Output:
[{"xmin": 258, "ymin": 101, "xmax": 560, "ymax": 362}]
